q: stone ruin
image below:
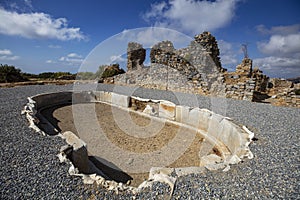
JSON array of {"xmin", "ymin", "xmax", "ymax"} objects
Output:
[
  {"xmin": 109, "ymin": 31, "xmax": 299, "ymax": 107},
  {"xmin": 127, "ymin": 42, "xmax": 146, "ymax": 71},
  {"xmin": 194, "ymin": 32, "xmax": 222, "ymax": 71}
]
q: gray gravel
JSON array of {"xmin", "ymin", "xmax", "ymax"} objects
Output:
[{"xmin": 1, "ymin": 84, "xmax": 299, "ymax": 199}]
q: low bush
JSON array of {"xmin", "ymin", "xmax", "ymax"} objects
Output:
[{"xmin": 0, "ymin": 64, "xmax": 28, "ymax": 83}]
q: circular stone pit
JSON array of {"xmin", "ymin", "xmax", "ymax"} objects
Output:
[{"xmin": 22, "ymin": 90, "xmax": 254, "ymax": 193}]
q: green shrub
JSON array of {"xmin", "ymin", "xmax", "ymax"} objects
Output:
[
  {"xmin": 0, "ymin": 64, "xmax": 28, "ymax": 83},
  {"xmin": 294, "ymin": 89, "xmax": 300, "ymax": 95},
  {"xmin": 76, "ymin": 72, "xmax": 95, "ymax": 80},
  {"xmin": 37, "ymin": 72, "xmax": 73, "ymax": 79}
]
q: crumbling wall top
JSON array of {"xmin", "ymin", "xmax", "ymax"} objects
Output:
[
  {"xmin": 194, "ymin": 31, "xmax": 222, "ymax": 70},
  {"xmin": 127, "ymin": 42, "xmax": 146, "ymax": 71}
]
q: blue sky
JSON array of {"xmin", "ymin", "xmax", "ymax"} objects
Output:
[{"xmin": 0, "ymin": 0, "xmax": 299, "ymax": 78}]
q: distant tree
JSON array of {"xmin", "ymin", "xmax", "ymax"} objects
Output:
[
  {"xmin": 36, "ymin": 72, "xmax": 74, "ymax": 80},
  {"xmin": 21, "ymin": 72, "xmax": 38, "ymax": 79},
  {"xmin": 76, "ymin": 72, "xmax": 95, "ymax": 80},
  {"xmin": 0, "ymin": 64, "xmax": 28, "ymax": 83},
  {"xmin": 94, "ymin": 65, "xmax": 107, "ymax": 78},
  {"xmin": 76, "ymin": 63, "xmax": 125, "ymax": 80},
  {"xmin": 37, "ymin": 72, "xmax": 55, "ymax": 79}
]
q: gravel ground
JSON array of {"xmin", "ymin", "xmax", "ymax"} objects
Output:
[{"xmin": 0, "ymin": 84, "xmax": 299, "ymax": 199}]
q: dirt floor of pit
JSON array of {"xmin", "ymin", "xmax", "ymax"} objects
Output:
[{"xmin": 41, "ymin": 102, "xmax": 210, "ymax": 187}]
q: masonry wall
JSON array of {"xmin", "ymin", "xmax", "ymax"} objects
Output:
[{"xmin": 110, "ymin": 31, "xmax": 299, "ymax": 107}]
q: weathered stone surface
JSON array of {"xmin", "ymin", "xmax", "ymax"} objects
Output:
[
  {"xmin": 111, "ymin": 93, "xmax": 130, "ymax": 107},
  {"xmin": 236, "ymin": 58, "xmax": 252, "ymax": 77},
  {"xmin": 159, "ymin": 100, "xmax": 176, "ymax": 120},
  {"xmin": 194, "ymin": 31, "xmax": 222, "ymax": 71},
  {"xmin": 143, "ymin": 105, "xmax": 156, "ymax": 115},
  {"xmin": 200, "ymin": 154, "xmax": 223, "ymax": 167},
  {"xmin": 198, "ymin": 109, "xmax": 212, "ymax": 131},
  {"xmin": 73, "ymin": 92, "xmax": 94, "ymax": 103},
  {"xmin": 94, "ymin": 91, "xmax": 112, "ymax": 103},
  {"xmin": 115, "ymin": 32, "xmax": 227, "ymax": 96},
  {"xmin": 175, "ymin": 105, "xmax": 190, "ymax": 123},
  {"xmin": 185, "ymin": 108, "xmax": 203, "ymax": 128},
  {"xmin": 113, "ymin": 31, "xmax": 298, "ymax": 107},
  {"xmin": 62, "ymin": 131, "xmax": 90, "ymax": 174},
  {"xmin": 127, "ymin": 42, "xmax": 146, "ymax": 71}
]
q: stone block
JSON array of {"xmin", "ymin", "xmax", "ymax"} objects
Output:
[
  {"xmin": 207, "ymin": 113, "xmax": 224, "ymax": 139},
  {"xmin": 175, "ymin": 105, "xmax": 190, "ymax": 123},
  {"xmin": 32, "ymin": 91, "xmax": 72, "ymax": 109},
  {"xmin": 200, "ymin": 154, "xmax": 222, "ymax": 167},
  {"xmin": 218, "ymin": 119, "xmax": 240, "ymax": 154},
  {"xmin": 93, "ymin": 91, "xmax": 102, "ymax": 101},
  {"xmin": 186, "ymin": 108, "xmax": 202, "ymax": 128},
  {"xmin": 198, "ymin": 109, "xmax": 212, "ymax": 131},
  {"xmin": 159, "ymin": 100, "xmax": 176, "ymax": 120},
  {"xmin": 72, "ymin": 92, "xmax": 94, "ymax": 104},
  {"xmin": 99, "ymin": 91, "xmax": 112, "ymax": 103},
  {"xmin": 62, "ymin": 131, "xmax": 90, "ymax": 174},
  {"xmin": 112, "ymin": 93, "xmax": 130, "ymax": 107}
]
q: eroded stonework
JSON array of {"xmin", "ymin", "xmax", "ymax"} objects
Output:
[
  {"xmin": 110, "ymin": 32, "xmax": 299, "ymax": 107},
  {"xmin": 127, "ymin": 42, "xmax": 146, "ymax": 71}
]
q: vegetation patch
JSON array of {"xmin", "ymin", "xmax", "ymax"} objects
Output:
[{"xmin": 0, "ymin": 64, "xmax": 28, "ymax": 83}]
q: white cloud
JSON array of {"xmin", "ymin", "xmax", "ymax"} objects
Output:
[
  {"xmin": 254, "ymin": 24, "xmax": 300, "ymax": 77},
  {"xmin": 0, "ymin": 55, "xmax": 19, "ymax": 61},
  {"xmin": 0, "ymin": 49, "xmax": 19, "ymax": 61},
  {"xmin": 143, "ymin": 0, "xmax": 238, "ymax": 34},
  {"xmin": 67, "ymin": 53, "xmax": 82, "ymax": 58},
  {"xmin": 24, "ymin": 0, "xmax": 33, "ymax": 10},
  {"xmin": 110, "ymin": 55, "xmax": 126, "ymax": 63},
  {"xmin": 254, "ymin": 57, "xmax": 300, "ymax": 69},
  {"xmin": 58, "ymin": 53, "xmax": 84, "ymax": 65},
  {"xmin": 257, "ymin": 33, "xmax": 300, "ymax": 56},
  {"xmin": 256, "ymin": 24, "xmax": 300, "ymax": 35},
  {"xmin": 46, "ymin": 59, "xmax": 55, "ymax": 64},
  {"xmin": 0, "ymin": 49, "xmax": 12, "ymax": 55},
  {"xmin": 253, "ymin": 56, "xmax": 300, "ymax": 77},
  {"xmin": 143, "ymin": 2, "xmax": 168, "ymax": 21},
  {"xmin": 0, "ymin": 7, "xmax": 86, "ymax": 41},
  {"xmin": 7, "ymin": 0, "xmax": 33, "ymax": 12},
  {"xmin": 118, "ymin": 27, "xmax": 191, "ymax": 48},
  {"xmin": 48, "ymin": 45, "xmax": 61, "ymax": 49},
  {"xmin": 218, "ymin": 40, "xmax": 238, "ymax": 66}
]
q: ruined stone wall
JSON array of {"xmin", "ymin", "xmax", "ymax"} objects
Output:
[
  {"xmin": 147, "ymin": 37, "xmax": 226, "ymax": 96},
  {"xmin": 150, "ymin": 41, "xmax": 200, "ymax": 81},
  {"xmin": 267, "ymin": 78, "xmax": 300, "ymax": 107},
  {"xmin": 110, "ymin": 31, "xmax": 299, "ymax": 107},
  {"xmin": 127, "ymin": 42, "xmax": 146, "ymax": 71},
  {"xmin": 224, "ymin": 58, "xmax": 256, "ymax": 101},
  {"xmin": 225, "ymin": 79, "xmax": 256, "ymax": 101},
  {"xmin": 114, "ymin": 63, "xmax": 207, "ymax": 94},
  {"xmin": 194, "ymin": 31, "xmax": 222, "ymax": 71},
  {"xmin": 223, "ymin": 58, "xmax": 271, "ymax": 101},
  {"xmin": 251, "ymin": 67, "xmax": 269, "ymax": 92}
]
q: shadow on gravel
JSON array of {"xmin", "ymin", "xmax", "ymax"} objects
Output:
[{"xmin": 253, "ymin": 92, "xmax": 271, "ymax": 103}]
